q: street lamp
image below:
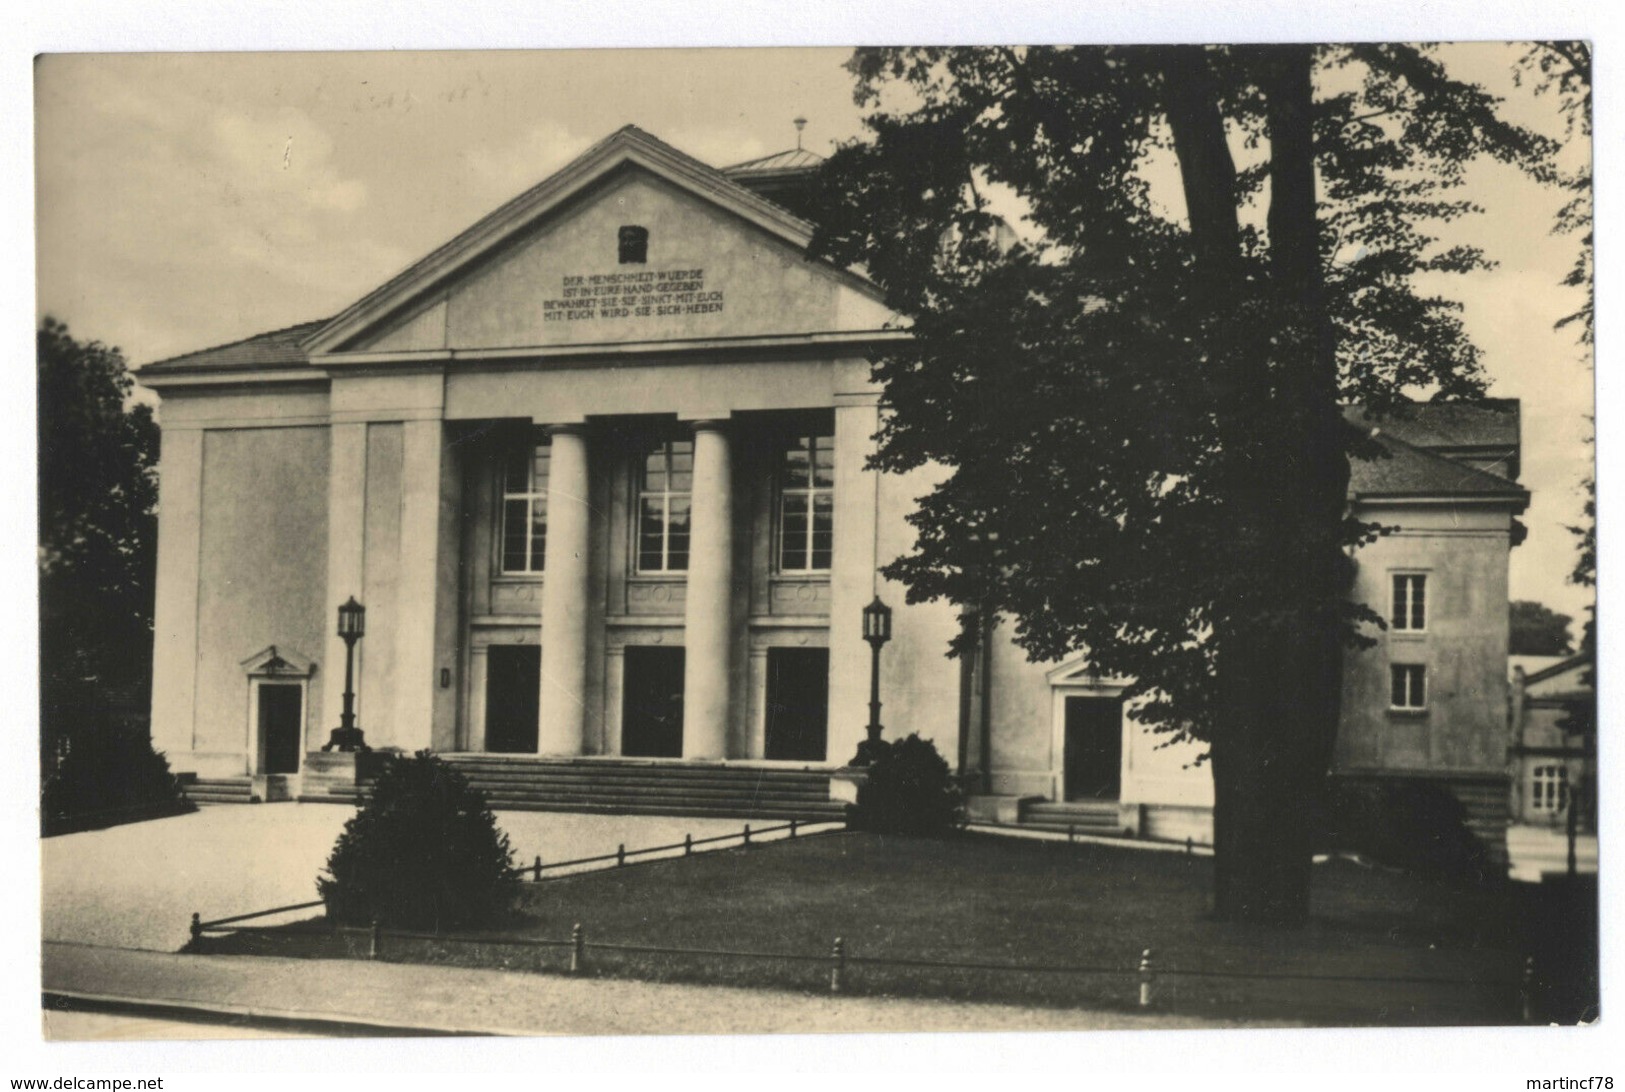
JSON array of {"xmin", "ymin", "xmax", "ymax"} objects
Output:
[
  {"xmin": 324, "ymin": 596, "xmax": 370, "ymax": 753},
  {"xmin": 853, "ymin": 595, "xmax": 893, "ymax": 765}
]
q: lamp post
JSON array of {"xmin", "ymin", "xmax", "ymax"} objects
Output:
[
  {"xmin": 323, "ymin": 596, "xmax": 370, "ymax": 753},
  {"xmin": 853, "ymin": 595, "xmax": 893, "ymax": 766}
]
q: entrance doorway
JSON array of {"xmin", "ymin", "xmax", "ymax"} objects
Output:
[
  {"xmin": 1063, "ymin": 695, "xmax": 1123, "ymax": 800},
  {"xmin": 622, "ymin": 646, "xmax": 685, "ymax": 757},
  {"xmin": 485, "ymin": 645, "xmax": 541, "ymax": 753},
  {"xmin": 764, "ymin": 647, "xmax": 829, "ymax": 761},
  {"xmin": 257, "ymin": 683, "xmax": 304, "ymax": 775}
]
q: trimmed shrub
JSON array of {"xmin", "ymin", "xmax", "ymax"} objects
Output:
[
  {"xmin": 319, "ymin": 751, "xmax": 517, "ymax": 929},
  {"xmin": 41, "ymin": 708, "xmax": 193, "ymax": 836},
  {"xmin": 848, "ymin": 734, "xmax": 963, "ymax": 836},
  {"xmin": 1317, "ymin": 777, "xmax": 1495, "ymax": 885}
]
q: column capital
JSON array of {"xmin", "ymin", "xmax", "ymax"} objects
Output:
[
  {"xmin": 687, "ymin": 418, "xmax": 731, "ymax": 434},
  {"xmin": 545, "ymin": 422, "xmax": 590, "ymax": 439}
]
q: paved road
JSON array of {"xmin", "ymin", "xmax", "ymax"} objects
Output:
[
  {"xmin": 41, "ymin": 805, "xmax": 823, "ymax": 952},
  {"xmin": 44, "ymin": 941, "xmax": 1256, "ymax": 1039}
]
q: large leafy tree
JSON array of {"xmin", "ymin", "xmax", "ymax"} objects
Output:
[
  {"xmin": 38, "ymin": 318, "xmax": 161, "ymax": 782},
  {"xmin": 1509, "ymin": 600, "xmax": 1576, "ymax": 657},
  {"xmin": 810, "ymin": 44, "xmax": 1560, "ymax": 925}
]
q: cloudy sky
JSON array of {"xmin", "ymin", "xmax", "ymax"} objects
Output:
[{"xmin": 33, "ymin": 43, "xmax": 1595, "ymax": 627}]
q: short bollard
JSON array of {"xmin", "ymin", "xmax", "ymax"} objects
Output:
[
  {"xmin": 684, "ymin": 833, "xmax": 693, "ymax": 856},
  {"xmin": 1138, "ymin": 948, "xmax": 1155, "ymax": 1008},
  {"xmin": 743, "ymin": 823, "xmax": 752, "ymax": 848},
  {"xmin": 830, "ymin": 937, "xmax": 846, "ymax": 994},
  {"xmin": 790, "ymin": 819, "xmax": 798, "ymax": 839},
  {"xmin": 570, "ymin": 924, "xmax": 585, "ymax": 975},
  {"xmin": 189, "ymin": 913, "xmax": 202, "ymax": 942},
  {"xmin": 616, "ymin": 844, "xmax": 626, "ymax": 867},
  {"xmin": 1521, "ymin": 956, "xmax": 1537, "ymax": 1023},
  {"xmin": 369, "ymin": 919, "xmax": 382, "ymax": 960},
  {"xmin": 532, "ymin": 855, "xmax": 543, "ymax": 882}
]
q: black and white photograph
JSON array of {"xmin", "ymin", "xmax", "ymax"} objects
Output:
[{"xmin": 17, "ymin": 3, "xmax": 1612, "ymax": 1082}]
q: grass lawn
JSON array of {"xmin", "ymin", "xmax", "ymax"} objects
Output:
[{"xmin": 201, "ymin": 830, "xmax": 1528, "ymax": 1026}]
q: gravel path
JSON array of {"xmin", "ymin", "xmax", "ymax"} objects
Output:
[
  {"xmin": 42, "ymin": 805, "xmax": 811, "ymax": 952},
  {"xmin": 45, "ymin": 942, "xmax": 1256, "ymax": 1038}
]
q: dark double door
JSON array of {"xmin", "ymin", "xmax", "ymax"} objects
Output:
[
  {"xmin": 1063, "ymin": 695, "xmax": 1123, "ymax": 800},
  {"xmin": 764, "ymin": 648, "xmax": 829, "ymax": 761},
  {"xmin": 622, "ymin": 646, "xmax": 686, "ymax": 757},
  {"xmin": 257, "ymin": 683, "xmax": 304, "ymax": 774},
  {"xmin": 486, "ymin": 645, "xmax": 541, "ymax": 753}
]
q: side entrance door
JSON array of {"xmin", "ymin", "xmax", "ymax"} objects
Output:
[
  {"xmin": 764, "ymin": 647, "xmax": 829, "ymax": 761},
  {"xmin": 622, "ymin": 646, "xmax": 686, "ymax": 758},
  {"xmin": 1063, "ymin": 695, "xmax": 1123, "ymax": 800},
  {"xmin": 257, "ymin": 683, "xmax": 304, "ymax": 775},
  {"xmin": 485, "ymin": 645, "xmax": 541, "ymax": 753}
]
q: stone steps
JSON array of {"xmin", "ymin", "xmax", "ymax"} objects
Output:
[
  {"xmin": 441, "ymin": 755, "xmax": 846, "ymax": 820},
  {"xmin": 1020, "ymin": 800, "xmax": 1131, "ymax": 836},
  {"xmin": 179, "ymin": 777, "xmax": 256, "ymax": 805}
]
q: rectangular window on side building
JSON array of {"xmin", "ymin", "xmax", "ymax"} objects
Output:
[
  {"xmin": 1390, "ymin": 664, "xmax": 1427, "ymax": 710},
  {"xmin": 1392, "ymin": 573, "xmax": 1427, "ymax": 631}
]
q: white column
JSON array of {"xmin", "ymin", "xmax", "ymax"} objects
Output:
[
  {"xmin": 538, "ymin": 424, "xmax": 591, "ymax": 755},
  {"xmin": 683, "ymin": 420, "xmax": 734, "ymax": 760}
]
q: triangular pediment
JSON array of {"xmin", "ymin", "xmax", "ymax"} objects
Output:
[
  {"xmin": 240, "ymin": 645, "xmax": 317, "ymax": 677},
  {"xmin": 306, "ymin": 127, "xmax": 897, "ymax": 356},
  {"xmin": 1045, "ymin": 654, "xmax": 1129, "ymax": 689}
]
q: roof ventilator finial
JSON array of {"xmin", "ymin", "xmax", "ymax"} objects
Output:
[{"xmin": 793, "ymin": 116, "xmax": 807, "ymax": 151}]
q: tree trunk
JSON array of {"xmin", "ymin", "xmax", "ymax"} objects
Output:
[{"xmin": 1162, "ymin": 43, "xmax": 1348, "ymax": 927}]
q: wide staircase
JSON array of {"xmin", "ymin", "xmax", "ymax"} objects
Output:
[
  {"xmin": 1016, "ymin": 798, "xmax": 1131, "ymax": 838},
  {"xmin": 441, "ymin": 755, "xmax": 848, "ymax": 821},
  {"xmin": 177, "ymin": 775, "xmax": 255, "ymax": 806}
]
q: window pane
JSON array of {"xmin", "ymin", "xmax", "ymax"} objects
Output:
[
  {"xmin": 504, "ymin": 450, "xmax": 531, "ymax": 493},
  {"xmin": 1392, "ymin": 575, "xmax": 1407, "ymax": 628},
  {"xmin": 529, "ymin": 499, "xmax": 548, "ymax": 571},
  {"xmin": 810, "ymin": 493, "xmax": 833, "ymax": 570},
  {"xmin": 643, "ymin": 449, "xmax": 667, "ymax": 492},
  {"xmin": 667, "ymin": 497, "xmax": 691, "ymax": 571},
  {"xmin": 1391, "ymin": 665, "xmax": 1407, "ymax": 707},
  {"xmin": 1410, "ymin": 577, "xmax": 1426, "ymax": 630},
  {"xmin": 533, "ymin": 446, "xmax": 551, "ymax": 491},
  {"xmin": 812, "ymin": 433, "xmax": 835, "ymax": 487},
  {"xmin": 502, "ymin": 499, "xmax": 530, "ymax": 571},
  {"xmin": 639, "ymin": 497, "xmax": 666, "ymax": 571},
  {"xmin": 783, "ymin": 442, "xmax": 810, "ymax": 488}
]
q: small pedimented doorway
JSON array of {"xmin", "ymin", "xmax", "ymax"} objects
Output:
[
  {"xmin": 1046, "ymin": 657, "xmax": 1128, "ymax": 802},
  {"xmin": 241, "ymin": 646, "xmax": 316, "ymax": 776}
]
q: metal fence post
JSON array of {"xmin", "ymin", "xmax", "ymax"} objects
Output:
[
  {"xmin": 744, "ymin": 823, "xmax": 752, "ymax": 848},
  {"xmin": 684, "ymin": 833, "xmax": 693, "ymax": 856},
  {"xmin": 1138, "ymin": 948, "xmax": 1154, "ymax": 1008},
  {"xmin": 369, "ymin": 919, "xmax": 381, "ymax": 960},
  {"xmin": 1186, "ymin": 836, "xmax": 1193, "ymax": 856},
  {"xmin": 830, "ymin": 937, "xmax": 846, "ymax": 994},
  {"xmin": 189, "ymin": 913, "xmax": 202, "ymax": 942},
  {"xmin": 790, "ymin": 818, "xmax": 798, "ymax": 839},
  {"xmin": 533, "ymin": 855, "xmax": 543, "ymax": 882},
  {"xmin": 1522, "ymin": 956, "xmax": 1537, "ymax": 1023},
  {"xmin": 570, "ymin": 923, "xmax": 585, "ymax": 975},
  {"xmin": 616, "ymin": 844, "xmax": 626, "ymax": 867}
]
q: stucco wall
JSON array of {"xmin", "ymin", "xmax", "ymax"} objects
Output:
[
  {"xmin": 191, "ymin": 427, "xmax": 329, "ymax": 770},
  {"xmin": 1335, "ymin": 503, "xmax": 1513, "ymax": 775},
  {"xmin": 357, "ymin": 169, "xmax": 891, "ymax": 353}
]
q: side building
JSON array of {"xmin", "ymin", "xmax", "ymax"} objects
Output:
[{"xmin": 140, "ymin": 126, "xmax": 1528, "ymax": 853}]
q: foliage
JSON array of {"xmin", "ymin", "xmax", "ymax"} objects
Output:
[
  {"xmin": 1558, "ymin": 477, "xmax": 1595, "ymax": 737},
  {"xmin": 319, "ymin": 751, "xmax": 517, "ymax": 929},
  {"xmin": 810, "ymin": 45, "xmax": 1563, "ymax": 924},
  {"xmin": 38, "ymin": 317, "xmax": 163, "ymax": 825},
  {"xmin": 848, "ymin": 734, "xmax": 963, "ymax": 836},
  {"xmin": 1509, "ymin": 600, "xmax": 1575, "ymax": 656},
  {"xmin": 1318, "ymin": 778, "xmax": 1496, "ymax": 886},
  {"xmin": 40, "ymin": 703, "xmax": 191, "ymax": 836}
]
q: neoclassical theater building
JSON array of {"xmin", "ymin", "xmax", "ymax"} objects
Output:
[{"xmin": 141, "ymin": 127, "xmax": 1529, "ymax": 844}]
